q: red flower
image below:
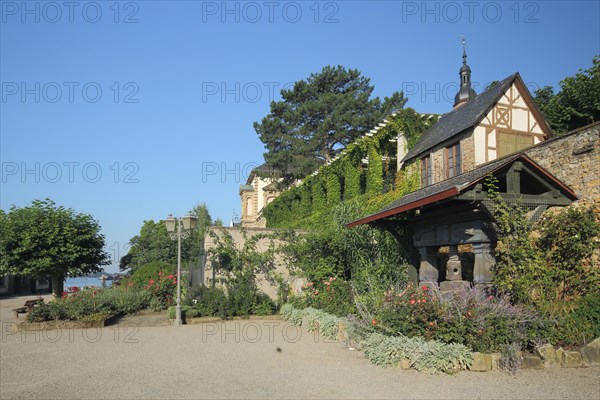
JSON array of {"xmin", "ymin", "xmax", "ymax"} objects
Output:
[
  {"xmin": 409, "ymin": 300, "xmax": 416, "ymax": 305},
  {"xmin": 429, "ymin": 321, "xmax": 435, "ymax": 327},
  {"xmin": 421, "ymin": 285, "xmax": 428, "ymax": 291},
  {"xmin": 371, "ymin": 319, "xmax": 377, "ymax": 326},
  {"xmin": 148, "ymin": 279, "xmax": 155, "ymax": 285},
  {"xmin": 167, "ymin": 274, "xmax": 174, "ymax": 279},
  {"xmin": 158, "ymin": 271, "xmax": 163, "ymax": 276}
]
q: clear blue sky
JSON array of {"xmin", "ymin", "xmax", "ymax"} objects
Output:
[{"xmin": 1, "ymin": 1, "xmax": 598, "ymax": 272}]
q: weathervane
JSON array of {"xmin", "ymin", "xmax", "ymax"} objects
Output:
[{"xmin": 460, "ymin": 35, "xmax": 467, "ymax": 64}]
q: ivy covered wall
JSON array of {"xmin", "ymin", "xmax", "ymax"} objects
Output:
[{"xmin": 262, "ymin": 108, "xmax": 437, "ymax": 229}]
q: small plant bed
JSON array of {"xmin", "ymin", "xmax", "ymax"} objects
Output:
[
  {"xmin": 173, "ymin": 314, "xmax": 282, "ymax": 325},
  {"xmin": 280, "ymin": 303, "xmax": 473, "ymax": 374},
  {"xmin": 167, "ymin": 284, "xmax": 279, "ymax": 322},
  {"xmin": 15, "ymin": 311, "xmax": 122, "ymax": 331},
  {"xmin": 22, "ymin": 269, "xmax": 179, "ymax": 327}
]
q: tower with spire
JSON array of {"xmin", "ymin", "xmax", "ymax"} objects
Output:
[{"xmin": 453, "ymin": 38, "xmax": 477, "ymax": 108}]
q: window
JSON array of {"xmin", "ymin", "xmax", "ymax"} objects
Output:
[
  {"xmin": 498, "ymin": 131, "xmax": 533, "ymax": 157},
  {"xmin": 421, "ymin": 155, "xmax": 432, "ymax": 186},
  {"xmin": 245, "ymin": 198, "xmax": 253, "ymax": 216},
  {"xmin": 445, "ymin": 143, "xmax": 462, "ymax": 178}
]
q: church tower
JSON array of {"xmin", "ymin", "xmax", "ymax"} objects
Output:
[{"xmin": 453, "ymin": 39, "xmax": 477, "ymax": 108}]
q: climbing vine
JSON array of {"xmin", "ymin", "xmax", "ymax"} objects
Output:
[
  {"xmin": 326, "ymin": 171, "xmax": 341, "ymax": 206},
  {"xmin": 366, "ymin": 141, "xmax": 383, "ymax": 196},
  {"xmin": 261, "ymin": 108, "xmax": 436, "ymax": 229},
  {"xmin": 343, "ymin": 160, "xmax": 361, "ymax": 201},
  {"xmin": 312, "ymin": 178, "xmax": 327, "ymax": 213}
]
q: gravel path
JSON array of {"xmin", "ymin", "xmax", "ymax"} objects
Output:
[{"xmin": 1, "ymin": 296, "xmax": 599, "ymax": 400}]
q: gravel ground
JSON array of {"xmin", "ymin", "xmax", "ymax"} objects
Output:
[{"xmin": 1, "ymin": 296, "xmax": 599, "ymax": 400}]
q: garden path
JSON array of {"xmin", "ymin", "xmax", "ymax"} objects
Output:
[{"xmin": 1, "ymin": 295, "xmax": 599, "ymax": 399}]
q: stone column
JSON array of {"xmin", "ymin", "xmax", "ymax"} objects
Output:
[
  {"xmin": 473, "ymin": 242, "xmax": 495, "ymax": 285},
  {"xmin": 445, "ymin": 245, "xmax": 462, "ymax": 281},
  {"xmin": 418, "ymin": 246, "xmax": 438, "ymax": 287}
]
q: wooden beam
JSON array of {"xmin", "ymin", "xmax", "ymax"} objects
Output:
[
  {"xmin": 457, "ymin": 191, "xmax": 572, "ymax": 206},
  {"xmin": 506, "ymin": 161, "xmax": 522, "ymax": 194}
]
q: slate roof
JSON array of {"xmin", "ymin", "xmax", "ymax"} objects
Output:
[
  {"xmin": 346, "ymin": 153, "xmax": 577, "ymax": 228},
  {"xmin": 402, "ymin": 73, "xmax": 518, "ymax": 162}
]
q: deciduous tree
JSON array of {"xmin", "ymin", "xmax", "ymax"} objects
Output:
[{"xmin": 0, "ymin": 199, "xmax": 110, "ymax": 297}]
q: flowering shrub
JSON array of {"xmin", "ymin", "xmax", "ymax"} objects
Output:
[
  {"xmin": 370, "ymin": 284, "xmax": 544, "ymax": 353},
  {"xmin": 145, "ymin": 271, "xmax": 177, "ymax": 311},
  {"xmin": 293, "ymin": 276, "xmax": 355, "ymax": 317}
]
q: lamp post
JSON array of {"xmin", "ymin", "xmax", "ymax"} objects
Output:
[{"xmin": 164, "ymin": 213, "xmax": 197, "ymax": 326}]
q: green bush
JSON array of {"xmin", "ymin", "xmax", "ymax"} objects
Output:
[
  {"xmin": 96, "ymin": 287, "xmax": 150, "ymax": 314},
  {"xmin": 546, "ymin": 292, "xmax": 600, "ymax": 346},
  {"xmin": 185, "ymin": 285, "xmax": 229, "ymax": 319},
  {"xmin": 294, "ymin": 276, "xmax": 355, "ymax": 317},
  {"xmin": 183, "ymin": 283, "xmax": 275, "ymax": 319},
  {"xmin": 27, "ymin": 286, "xmax": 150, "ymax": 322},
  {"xmin": 362, "ymin": 333, "xmax": 472, "ymax": 374},
  {"xmin": 130, "ymin": 261, "xmax": 176, "ymax": 286},
  {"xmin": 280, "ymin": 305, "xmax": 341, "ymax": 340},
  {"xmin": 226, "ymin": 271, "xmax": 258, "ymax": 318},
  {"xmin": 253, "ymin": 292, "xmax": 276, "ymax": 316}
]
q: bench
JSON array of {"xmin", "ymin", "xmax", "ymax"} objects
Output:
[{"xmin": 12, "ymin": 298, "xmax": 44, "ymax": 318}]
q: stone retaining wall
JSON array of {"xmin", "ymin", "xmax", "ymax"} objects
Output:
[
  {"xmin": 469, "ymin": 339, "xmax": 600, "ymax": 372},
  {"xmin": 525, "ymin": 122, "xmax": 600, "ymax": 214}
]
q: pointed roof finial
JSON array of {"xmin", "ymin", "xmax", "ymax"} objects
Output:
[{"xmin": 454, "ymin": 35, "xmax": 477, "ymax": 108}]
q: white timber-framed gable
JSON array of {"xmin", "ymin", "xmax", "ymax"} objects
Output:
[{"xmin": 473, "ymin": 79, "xmax": 549, "ymax": 166}]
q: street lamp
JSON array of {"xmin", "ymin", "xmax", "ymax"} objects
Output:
[{"xmin": 164, "ymin": 212, "xmax": 197, "ymax": 326}]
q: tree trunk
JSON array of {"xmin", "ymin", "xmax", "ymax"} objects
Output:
[{"xmin": 51, "ymin": 274, "xmax": 64, "ymax": 298}]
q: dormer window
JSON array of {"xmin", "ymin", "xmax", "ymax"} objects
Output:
[
  {"xmin": 421, "ymin": 155, "xmax": 432, "ymax": 186},
  {"xmin": 445, "ymin": 143, "xmax": 462, "ymax": 178}
]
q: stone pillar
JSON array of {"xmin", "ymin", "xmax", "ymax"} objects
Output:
[
  {"xmin": 440, "ymin": 245, "xmax": 469, "ymax": 292},
  {"xmin": 445, "ymin": 245, "xmax": 462, "ymax": 281},
  {"xmin": 418, "ymin": 246, "xmax": 438, "ymax": 287},
  {"xmin": 473, "ymin": 242, "xmax": 495, "ymax": 285}
]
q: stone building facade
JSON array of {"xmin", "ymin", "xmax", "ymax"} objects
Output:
[
  {"xmin": 348, "ymin": 48, "xmax": 593, "ymax": 291},
  {"xmin": 239, "ymin": 164, "xmax": 281, "ymax": 228}
]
